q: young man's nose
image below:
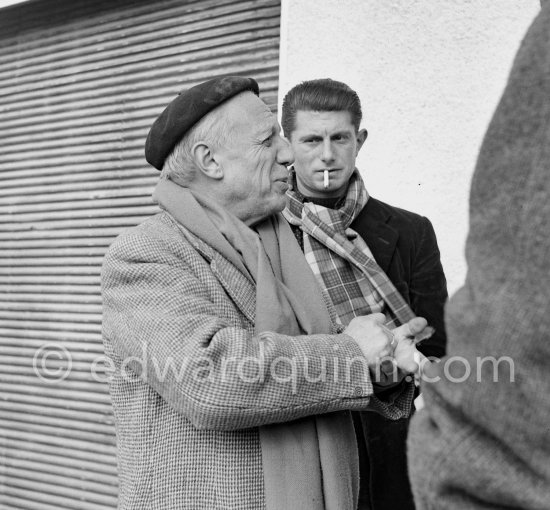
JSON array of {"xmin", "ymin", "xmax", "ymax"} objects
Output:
[{"xmin": 320, "ymin": 139, "xmax": 334, "ymax": 163}]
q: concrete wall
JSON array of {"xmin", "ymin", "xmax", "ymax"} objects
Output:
[{"xmin": 279, "ymin": 0, "xmax": 540, "ymax": 295}]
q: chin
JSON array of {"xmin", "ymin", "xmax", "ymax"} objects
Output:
[
  {"xmin": 273, "ymin": 200, "xmax": 287, "ymax": 215},
  {"xmin": 267, "ymin": 196, "xmax": 287, "ymax": 216},
  {"xmin": 325, "ymin": 180, "xmax": 347, "ymax": 195}
]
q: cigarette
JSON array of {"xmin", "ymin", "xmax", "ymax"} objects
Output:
[{"xmin": 324, "ymin": 170, "xmax": 329, "ymax": 189}]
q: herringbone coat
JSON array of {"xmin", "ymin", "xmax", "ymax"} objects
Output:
[{"xmin": 102, "ymin": 210, "xmax": 414, "ymax": 509}]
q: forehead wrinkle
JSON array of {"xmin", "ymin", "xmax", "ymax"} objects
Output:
[
  {"xmin": 255, "ymin": 108, "xmax": 277, "ymax": 138},
  {"xmin": 295, "ymin": 110, "xmax": 355, "ymax": 134}
]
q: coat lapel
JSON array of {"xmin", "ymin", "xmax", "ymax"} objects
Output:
[
  {"xmin": 351, "ymin": 200, "xmax": 399, "ymax": 274},
  {"xmin": 179, "ymin": 225, "xmax": 256, "ymax": 324},
  {"xmin": 210, "ymin": 254, "xmax": 256, "ymax": 324}
]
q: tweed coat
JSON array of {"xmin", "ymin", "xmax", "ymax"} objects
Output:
[
  {"xmin": 102, "ymin": 209, "xmax": 415, "ymax": 509},
  {"xmin": 408, "ymin": 6, "xmax": 550, "ymax": 509}
]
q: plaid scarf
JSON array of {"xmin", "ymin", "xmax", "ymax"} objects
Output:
[{"xmin": 283, "ymin": 169, "xmax": 416, "ymax": 328}]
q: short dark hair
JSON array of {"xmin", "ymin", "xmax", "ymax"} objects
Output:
[{"xmin": 281, "ymin": 78, "xmax": 363, "ymax": 138}]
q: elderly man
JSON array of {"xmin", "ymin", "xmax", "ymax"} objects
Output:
[
  {"xmin": 281, "ymin": 79, "xmax": 448, "ymax": 510},
  {"xmin": 101, "ymin": 77, "xmax": 429, "ymax": 510}
]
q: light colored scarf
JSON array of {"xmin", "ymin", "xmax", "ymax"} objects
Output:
[
  {"xmin": 284, "ymin": 170, "xmax": 416, "ymax": 328},
  {"xmin": 153, "ymin": 179, "xmax": 359, "ymax": 510}
]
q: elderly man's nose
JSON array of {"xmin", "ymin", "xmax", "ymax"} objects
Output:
[{"xmin": 277, "ymin": 137, "xmax": 294, "ymax": 166}]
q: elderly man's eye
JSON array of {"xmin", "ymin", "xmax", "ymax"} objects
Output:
[{"xmin": 263, "ymin": 136, "xmax": 273, "ymax": 147}]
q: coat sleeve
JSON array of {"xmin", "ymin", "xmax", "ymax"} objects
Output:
[
  {"xmin": 101, "ymin": 219, "xmax": 414, "ymax": 431},
  {"xmin": 409, "ymin": 216, "xmax": 448, "ymax": 360}
]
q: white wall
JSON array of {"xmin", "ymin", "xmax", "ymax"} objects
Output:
[
  {"xmin": 0, "ymin": 0, "xmax": 30, "ymax": 7},
  {"xmin": 279, "ymin": 0, "xmax": 540, "ymax": 295}
]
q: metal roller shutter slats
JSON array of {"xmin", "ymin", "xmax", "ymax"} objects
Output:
[{"xmin": 0, "ymin": 0, "xmax": 281, "ymax": 507}]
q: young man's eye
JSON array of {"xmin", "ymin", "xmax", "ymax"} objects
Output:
[{"xmin": 333, "ymin": 135, "xmax": 348, "ymax": 142}]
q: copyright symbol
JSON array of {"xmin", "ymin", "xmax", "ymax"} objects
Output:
[{"xmin": 33, "ymin": 343, "xmax": 72, "ymax": 383}]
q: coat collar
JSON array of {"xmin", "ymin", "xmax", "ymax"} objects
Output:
[{"xmin": 173, "ymin": 219, "xmax": 256, "ymax": 324}]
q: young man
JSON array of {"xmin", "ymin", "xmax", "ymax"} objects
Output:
[
  {"xmin": 101, "ymin": 76, "xmax": 429, "ymax": 510},
  {"xmin": 282, "ymin": 79, "xmax": 448, "ymax": 510}
]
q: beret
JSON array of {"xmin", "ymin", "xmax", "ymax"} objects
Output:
[{"xmin": 145, "ymin": 76, "xmax": 260, "ymax": 170}]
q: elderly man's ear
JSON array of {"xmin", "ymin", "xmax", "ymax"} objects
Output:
[
  {"xmin": 357, "ymin": 129, "xmax": 368, "ymax": 153},
  {"xmin": 192, "ymin": 142, "xmax": 224, "ymax": 180}
]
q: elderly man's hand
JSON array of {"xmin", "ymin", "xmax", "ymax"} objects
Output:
[
  {"xmin": 343, "ymin": 313, "xmax": 394, "ymax": 371},
  {"xmin": 392, "ymin": 318, "xmax": 431, "ymax": 375},
  {"xmin": 343, "ymin": 314, "xmax": 433, "ymax": 383}
]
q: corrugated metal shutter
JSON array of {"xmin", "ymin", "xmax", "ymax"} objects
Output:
[{"xmin": 0, "ymin": 0, "xmax": 281, "ymax": 507}]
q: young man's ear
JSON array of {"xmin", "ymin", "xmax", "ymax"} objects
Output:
[
  {"xmin": 192, "ymin": 142, "xmax": 223, "ymax": 180},
  {"xmin": 356, "ymin": 129, "xmax": 368, "ymax": 154}
]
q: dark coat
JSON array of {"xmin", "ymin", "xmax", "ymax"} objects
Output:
[
  {"xmin": 351, "ymin": 197, "xmax": 448, "ymax": 359},
  {"xmin": 349, "ymin": 196, "xmax": 448, "ymax": 510}
]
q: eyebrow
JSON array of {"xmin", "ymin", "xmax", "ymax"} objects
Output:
[
  {"xmin": 298, "ymin": 130, "xmax": 353, "ymax": 140},
  {"xmin": 257, "ymin": 122, "xmax": 277, "ymax": 140}
]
